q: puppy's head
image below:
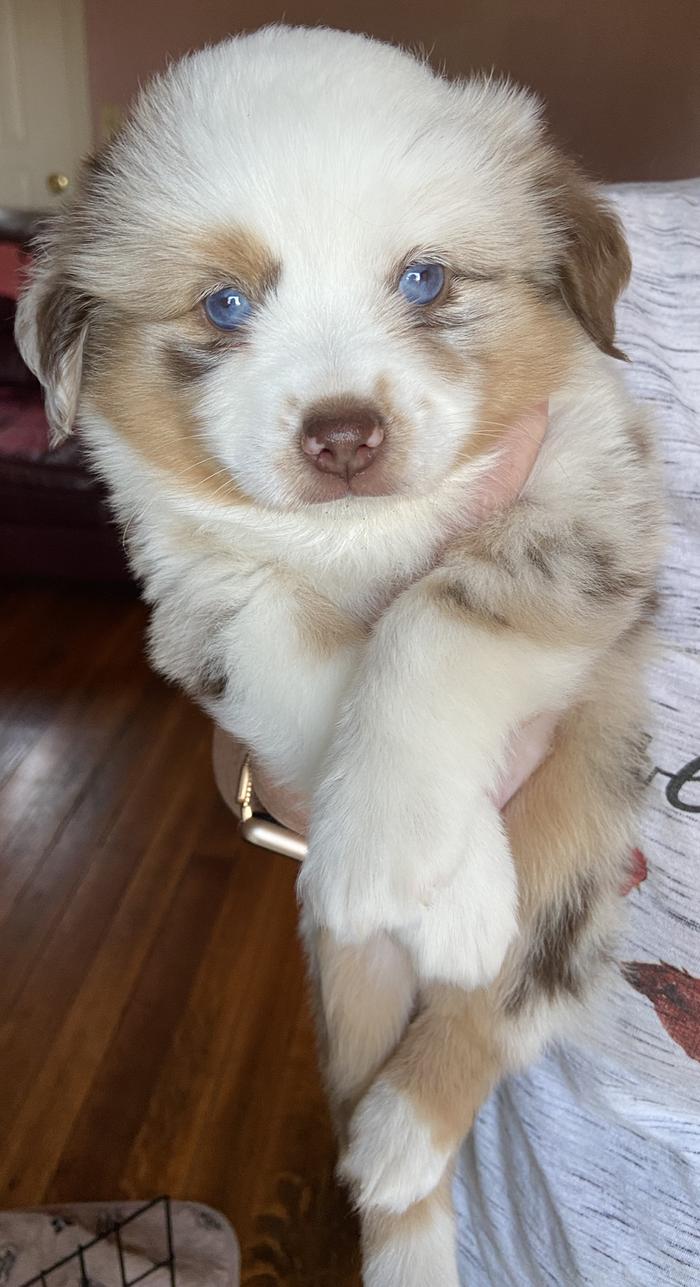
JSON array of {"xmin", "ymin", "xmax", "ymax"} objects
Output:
[{"xmin": 16, "ymin": 25, "xmax": 630, "ymax": 511}]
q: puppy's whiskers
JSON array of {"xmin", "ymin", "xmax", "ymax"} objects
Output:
[
  {"xmin": 474, "ymin": 419, "xmax": 571, "ymax": 485},
  {"xmin": 120, "ymin": 458, "xmax": 234, "ymax": 548}
]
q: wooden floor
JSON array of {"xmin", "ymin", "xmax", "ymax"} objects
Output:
[{"xmin": 0, "ymin": 582, "xmax": 360, "ymax": 1285}]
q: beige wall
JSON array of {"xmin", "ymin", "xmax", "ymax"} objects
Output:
[{"xmin": 84, "ymin": 0, "xmax": 700, "ymax": 182}]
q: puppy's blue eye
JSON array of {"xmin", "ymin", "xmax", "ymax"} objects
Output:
[
  {"xmin": 399, "ymin": 262, "xmax": 445, "ymax": 305},
  {"xmin": 203, "ymin": 286, "xmax": 253, "ymax": 330}
]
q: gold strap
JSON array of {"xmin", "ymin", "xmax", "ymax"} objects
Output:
[{"xmin": 236, "ymin": 755, "xmax": 307, "ymax": 862}]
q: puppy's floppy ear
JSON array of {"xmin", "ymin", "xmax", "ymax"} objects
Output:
[
  {"xmin": 15, "ymin": 252, "xmax": 93, "ymax": 443},
  {"xmin": 546, "ymin": 157, "xmax": 631, "ymax": 360},
  {"xmin": 462, "ymin": 79, "xmax": 630, "ymax": 360}
]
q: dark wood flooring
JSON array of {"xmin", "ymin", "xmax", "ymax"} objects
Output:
[{"xmin": 0, "ymin": 582, "xmax": 360, "ymax": 1285}]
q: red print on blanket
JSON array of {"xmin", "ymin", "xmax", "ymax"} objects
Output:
[
  {"xmin": 623, "ymin": 961, "xmax": 700, "ymax": 1063},
  {"xmin": 620, "ymin": 848, "xmax": 648, "ymax": 895}
]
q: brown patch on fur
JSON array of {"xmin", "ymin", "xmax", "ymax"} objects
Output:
[
  {"xmin": 164, "ymin": 341, "xmax": 221, "ymax": 384},
  {"xmin": 431, "ymin": 579, "xmax": 510, "ymax": 630},
  {"xmin": 194, "ymin": 660, "xmax": 228, "ymax": 700},
  {"xmin": 415, "ymin": 163, "xmax": 629, "ymax": 475},
  {"xmin": 194, "ymin": 226, "xmax": 281, "ymax": 298},
  {"xmin": 170, "ymin": 644, "xmax": 230, "ymax": 703},
  {"xmin": 440, "ymin": 502, "xmax": 654, "ymax": 651},
  {"xmin": 84, "ymin": 316, "xmax": 249, "ymax": 505},
  {"xmin": 537, "ymin": 151, "xmax": 631, "ymax": 360},
  {"xmin": 61, "ymin": 205, "xmax": 280, "ymax": 320},
  {"xmin": 29, "ymin": 280, "xmax": 94, "ymax": 438},
  {"xmin": 294, "ymin": 583, "xmax": 370, "ymax": 657},
  {"xmin": 591, "ymin": 723, "xmax": 652, "ymax": 808},
  {"xmin": 504, "ymin": 655, "xmax": 647, "ymax": 922},
  {"xmin": 627, "ymin": 419, "xmax": 654, "ymax": 463},
  {"xmin": 574, "ymin": 524, "xmax": 646, "ymax": 600},
  {"xmin": 525, "ymin": 537, "xmax": 556, "ymax": 578},
  {"xmin": 412, "ymin": 327, "xmax": 471, "ymax": 384},
  {"xmin": 38, "ymin": 283, "xmax": 92, "ymax": 379},
  {"xmin": 505, "ymin": 875, "xmax": 594, "ymax": 1013},
  {"xmin": 641, "ymin": 588, "xmax": 661, "ymax": 621}
]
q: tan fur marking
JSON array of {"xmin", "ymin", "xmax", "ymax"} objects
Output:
[
  {"xmin": 361, "ymin": 1167, "xmax": 456, "ymax": 1260},
  {"xmin": 194, "ymin": 226, "xmax": 281, "ymax": 297},
  {"xmin": 85, "ymin": 318, "xmax": 249, "ymax": 506},
  {"xmin": 313, "ymin": 930, "xmax": 416, "ymax": 1114},
  {"xmin": 455, "ymin": 287, "xmax": 575, "ymax": 471},
  {"xmin": 412, "ymin": 328, "xmax": 473, "ymax": 384},
  {"xmin": 504, "ymin": 622, "xmax": 652, "ymax": 920},
  {"xmin": 294, "ymin": 582, "xmax": 370, "ymax": 657},
  {"xmin": 379, "ymin": 986, "xmax": 501, "ymax": 1152}
]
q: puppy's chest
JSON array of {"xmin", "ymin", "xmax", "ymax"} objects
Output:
[
  {"xmin": 230, "ymin": 507, "xmax": 443, "ymax": 621},
  {"xmin": 300, "ymin": 549, "xmax": 418, "ymax": 623}
]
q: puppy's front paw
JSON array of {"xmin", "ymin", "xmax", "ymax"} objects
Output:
[
  {"xmin": 298, "ymin": 831, "xmax": 409, "ymax": 944},
  {"xmin": 396, "ymin": 807, "xmax": 518, "ymax": 988},
  {"xmin": 298, "ymin": 778, "xmax": 432, "ymax": 943},
  {"xmin": 340, "ymin": 1079, "xmax": 451, "ymax": 1214}
]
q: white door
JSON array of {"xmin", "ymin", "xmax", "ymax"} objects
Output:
[{"xmin": 0, "ymin": 0, "xmax": 92, "ymax": 209}]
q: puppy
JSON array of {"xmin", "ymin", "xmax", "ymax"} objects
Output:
[{"xmin": 16, "ymin": 26, "xmax": 662, "ymax": 1285}]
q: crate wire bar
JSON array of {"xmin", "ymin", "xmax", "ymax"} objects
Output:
[{"xmin": 20, "ymin": 1196, "xmax": 176, "ymax": 1287}]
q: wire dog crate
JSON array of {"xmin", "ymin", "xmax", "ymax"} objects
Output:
[{"xmin": 20, "ymin": 1196, "xmax": 176, "ymax": 1287}]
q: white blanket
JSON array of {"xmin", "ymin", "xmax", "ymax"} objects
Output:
[{"xmin": 455, "ymin": 179, "xmax": 700, "ymax": 1287}]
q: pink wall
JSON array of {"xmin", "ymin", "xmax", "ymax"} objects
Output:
[{"xmin": 83, "ymin": 0, "xmax": 700, "ymax": 181}]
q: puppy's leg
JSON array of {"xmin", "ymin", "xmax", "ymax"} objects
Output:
[
  {"xmin": 304, "ymin": 919, "xmax": 459, "ymax": 1286},
  {"xmin": 361, "ymin": 1171, "xmax": 460, "ymax": 1287},
  {"xmin": 302, "ymin": 914, "xmax": 417, "ymax": 1130},
  {"xmin": 342, "ymin": 637, "xmax": 648, "ymax": 1222}
]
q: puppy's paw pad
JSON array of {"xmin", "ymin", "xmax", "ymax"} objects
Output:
[{"xmin": 339, "ymin": 1079, "xmax": 450, "ymax": 1214}]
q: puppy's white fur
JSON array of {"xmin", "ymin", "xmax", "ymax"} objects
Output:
[
  {"xmin": 341, "ymin": 1078, "xmax": 452, "ymax": 1212},
  {"xmin": 16, "ymin": 25, "xmax": 662, "ymax": 1281}
]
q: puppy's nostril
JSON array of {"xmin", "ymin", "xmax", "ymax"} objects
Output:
[{"xmin": 301, "ymin": 408, "xmax": 385, "ymax": 479}]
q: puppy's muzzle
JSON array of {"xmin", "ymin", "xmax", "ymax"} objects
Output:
[{"xmin": 301, "ymin": 406, "xmax": 385, "ymax": 481}]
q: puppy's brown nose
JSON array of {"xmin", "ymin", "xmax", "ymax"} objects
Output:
[{"xmin": 301, "ymin": 408, "xmax": 385, "ymax": 479}]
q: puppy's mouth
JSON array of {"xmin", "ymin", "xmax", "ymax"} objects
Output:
[{"xmin": 301, "ymin": 465, "xmax": 402, "ymax": 504}]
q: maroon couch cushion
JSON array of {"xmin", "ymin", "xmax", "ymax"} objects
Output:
[{"xmin": 0, "ymin": 295, "xmax": 131, "ymax": 582}]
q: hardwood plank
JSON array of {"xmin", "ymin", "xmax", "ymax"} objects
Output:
[
  {"xmin": 0, "ymin": 687, "xmax": 193, "ymax": 1010},
  {"xmin": 0, "ymin": 604, "xmax": 150, "ymax": 914},
  {"xmin": 50, "ymin": 847, "xmax": 232, "ymax": 1199},
  {"xmin": 0, "ymin": 586, "xmax": 359, "ymax": 1283},
  {"xmin": 0, "ymin": 589, "xmax": 140, "ymax": 782},
  {"xmin": 0, "ymin": 732, "xmax": 213, "ymax": 1197}
]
